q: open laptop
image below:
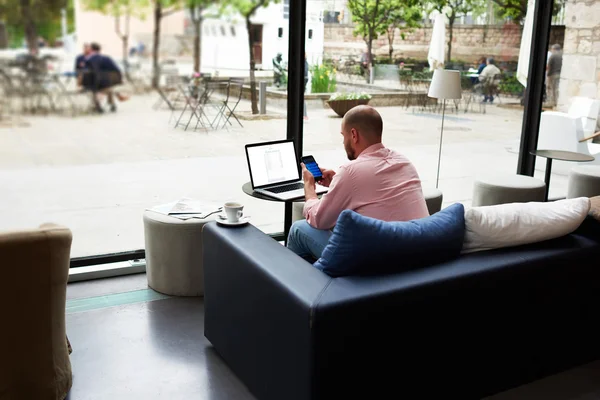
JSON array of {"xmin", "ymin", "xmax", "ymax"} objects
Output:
[{"xmin": 245, "ymin": 139, "xmax": 328, "ymax": 201}]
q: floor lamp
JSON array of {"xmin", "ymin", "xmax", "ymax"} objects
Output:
[{"xmin": 427, "ymin": 69, "xmax": 462, "ymax": 188}]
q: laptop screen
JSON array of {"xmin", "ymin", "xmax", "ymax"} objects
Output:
[{"xmin": 246, "ymin": 140, "xmax": 300, "ymax": 188}]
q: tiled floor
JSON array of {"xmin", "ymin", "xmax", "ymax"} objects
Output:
[
  {"xmin": 66, "ymin": 275, "xmax": 600, "ymax": 400},
  {"xmin": 66, "ymin": 275, "xmax": 255, "ymax": 400}
]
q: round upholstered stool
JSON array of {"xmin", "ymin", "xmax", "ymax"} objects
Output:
[
  {"xmin": 472, "ymin": 174, "xmax": 546, "ymax": 206},
  {"xmin": 292, "ymin": 202, "xmax": 305, "ymax": 223},
  {"xmin": 143, "ymin": 211, "xmax": 217, "ymax": 296},
  {"xmin": 423, "ymin": 188, "xmax": 443, "ymax": 215},
  {"xmin": 567, "ymin": 165, "xmax": 600, "ymax": 198}
]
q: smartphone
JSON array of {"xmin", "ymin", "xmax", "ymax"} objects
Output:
[{"xmin": 301, "ymin": 155, "xmax": 323, "ymax": 181}]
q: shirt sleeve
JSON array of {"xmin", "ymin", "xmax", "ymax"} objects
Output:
[{"xmin": 303, "ymin": 166, "xmax": 355, "ymax": 230}]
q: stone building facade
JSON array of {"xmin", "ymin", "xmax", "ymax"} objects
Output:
[
  {"xmin": 558, "ymin": 0, "xmax": 600, "ymax": 111},
  {"xmin": 324, "ymin": 24, "xmax": 565, "ymax": 63}
]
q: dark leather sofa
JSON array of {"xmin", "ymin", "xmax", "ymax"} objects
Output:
[{"xmin": 203, "ymin": 218, "xmax": 600, "ymax": 400}]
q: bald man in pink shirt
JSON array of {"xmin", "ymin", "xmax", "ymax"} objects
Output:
[{"xmin": 287, "ymin": 105, "xmax": 429, "ymax": 261}]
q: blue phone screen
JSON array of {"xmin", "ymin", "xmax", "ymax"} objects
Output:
[{"xmin": 304, "ymin": 159, "xmax": 323, "ymax": 178}]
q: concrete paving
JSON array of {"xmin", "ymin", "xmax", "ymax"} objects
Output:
[{"xmin": 0, "ymin": 94, "xmax": 568, "ymax": 257}]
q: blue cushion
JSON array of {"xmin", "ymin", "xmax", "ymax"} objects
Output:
[{"xmin": 313, "ymin": 203, "xmax": 465, "ymax": 277}]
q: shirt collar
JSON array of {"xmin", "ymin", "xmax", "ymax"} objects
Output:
[{"xmin": 357, "ymin": 143, "xmax": 385, "ymax": 159}]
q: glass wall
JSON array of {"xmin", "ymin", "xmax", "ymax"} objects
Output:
[
  {"xmin": 301, "ymin": 0, "xmax": 561, "ymax": 207},
  {"xmin": 0, "ymin": 0, "xmax": 586, "ymax": 262},
  {"xmin": 0, "ymin": 0, "xmax": 296, "ymax": 258}
]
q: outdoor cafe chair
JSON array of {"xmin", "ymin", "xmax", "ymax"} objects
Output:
[
  {"xmin": 205, "ymin": 78, "xmax": 244, "ymax": 130},
  {"xmin": 220, "ymin": 78, "xmax": 244, "ymax": 129},
  {"xmin": 174, "ymin": 83, "xmax": 213, "ymax": 131}
]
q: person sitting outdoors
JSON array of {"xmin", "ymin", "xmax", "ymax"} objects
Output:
[
  {"xmin": 287, "ymin": 105, "xmax": 429, "ymax": 261},
  {"xmin": 476, "ymin": 56, "xmax": 487, "ymax": 76},
  {"xmin": 477, "ymin": 57, "xmax": 501, "ymax": 103},
  {"xmin": 83, "ymin": 43, "xmax": 127, "ymax": 113},
  {"xmin": 73, "ymin": 43, "xmax": 91, "ymax": 85},
  {"xmin": 468, "ymin": 57, "xmax": 487, "ymax": 86}
]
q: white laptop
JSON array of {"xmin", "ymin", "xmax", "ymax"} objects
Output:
[{"xmin": 245, "ymin": 140, "xmax": 328, "ymax": 201}]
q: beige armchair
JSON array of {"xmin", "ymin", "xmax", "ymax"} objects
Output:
[{"xmin": 0, "ymin": 224, "xmax": 73, "ymax": 399}]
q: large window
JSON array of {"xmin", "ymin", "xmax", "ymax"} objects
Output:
[
  {"xmin": 302, "ymin": 1, "xmax": 548, "ymax": 208},
  {"xmin": 0, "ymin": 0, "xmax": 296, "ymax": 259},
  {"xmin": 0, "ymin": 0, "xmax": 581, "ymax": 268}
]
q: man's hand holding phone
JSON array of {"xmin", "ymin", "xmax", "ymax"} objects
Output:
[
  {"xmin": 319, "ymin": 169, "xmax": 336, "ymax": 187},
  {"xmin": 301, "ymin": 163, "xmax": 315, "ymax": 187}
]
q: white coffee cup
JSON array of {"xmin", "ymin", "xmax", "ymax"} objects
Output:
[{"xmin": 224, "ymin": 202, "xmax": 244, "ymax": 223}]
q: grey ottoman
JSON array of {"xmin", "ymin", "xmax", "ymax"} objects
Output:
[
  {"xmin": 567, "ymin": 165, "xmax": 600, "ymax": 198},
  {"xmin": 143, "ymin": 211, "xmax": 216, "ymax": 296},
  {"xmin": 292, "ymin": 202, "xmax": 305, "ymax": 223},
  {"xmin": 472, "ymin": 174, "xmax": 546, "ymax": 206}
]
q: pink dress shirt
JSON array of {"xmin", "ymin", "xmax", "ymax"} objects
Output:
[{"xmin": 304, "ymin": 143, "xmax": 429, "ymax": 229}]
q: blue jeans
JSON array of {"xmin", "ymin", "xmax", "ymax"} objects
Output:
[{"xmin": 287, "ymin": 220, "xmax": 332, "ymax": 261}]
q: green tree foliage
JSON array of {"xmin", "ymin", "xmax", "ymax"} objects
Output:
[
  {"xmin": 429, "ymin": 0, "xmax": 480, "ymax": 62},
  {"xmin": 0, "ymin": 0, "xmax": 69, "ymax": 50},
  {"xmin": 382, "ymin": 1, "xmax": 421, "ymax": 60},
  {"xmin": 227, "ymin": 0, "xmax": 278, "ymax": 114},
  {"xmin": 346, "ymin": 0, "xmax": 420, "ymax": 82},
  {"xmin": 492, "ymin": 0, "xmax": 565, "ymax": 23},
  {"xmin": 346, "ymin": 0, "xmax": 390, "ymax": 83}
]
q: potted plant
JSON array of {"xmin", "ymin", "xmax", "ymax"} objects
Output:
[{"xmin": 327, "ymin": 92, "xmax": 372, "ymax": 117}]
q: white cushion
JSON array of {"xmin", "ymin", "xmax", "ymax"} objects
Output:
[{"xmin": 462, "ymin": 198, "xmax": 591, "ymax": 254}]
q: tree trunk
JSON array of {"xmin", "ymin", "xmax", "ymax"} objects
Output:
[
  {"xmin": 20, "ymin": 0, "xmax": 37, "ymax": 52},
  {"xmin": 122, "ymin": 35, "xmax": 129, "ymax": 78},
  {"xmin": 152, "ymin": 0, "xmax": 162, "ymax": 89},
  {"xmin": 447, "ymin": 14, "xmax": 455, "ymax": 63},
  {"xmin": 387, "ymin": 29, "xmax": 394, "ymax": 61},
  {"xmin": 367, "ymin": 35, "xmax": 373, "ymax": 84},
  {"xmin": 116, "ymin": 12, "xmax": 132, "ymax": 82},
  {"xmin": 0, "ymin": 22, "xmax": 8, "ymax": 48},
  {"xmin": 246, "ymin": 17, "xmax": 258, "ymax": 114},
  {"xmin": 193, "ymin": 17, "xmax": 202, "ymax": 73}
]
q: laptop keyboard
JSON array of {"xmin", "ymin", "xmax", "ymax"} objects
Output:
[{"xmin": 266, "ymin": 182, "xmax": 305, "ymax": 194}]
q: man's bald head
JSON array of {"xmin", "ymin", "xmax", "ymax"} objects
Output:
[
  {"xmin": 340, "ymin": 105, "xmax": 384, "ymax": 160},
  {"xmin": 343, "ymin": 105, "xmax": 383, "ymax": 141}
]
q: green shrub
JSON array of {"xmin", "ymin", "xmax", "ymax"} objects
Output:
[
  {"xmin": 398, "ymin": 69, "xmax": 412, "ymax": 78},
  {"xmin": 311, "ymin": 64, "xmax": 337, "ymax": 93},
  {"xmin": 329, "ymin": 92, "xmax": 372, "ymax": 101},
  {"xmin": 412, "ymin": 70, "xmax": 433, "ymax": 80},
  {"xmin": 498, "ymin": 74, "xmax": 524, "ymax": 96}
]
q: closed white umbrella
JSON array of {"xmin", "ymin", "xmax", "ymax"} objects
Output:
[
  {"xmin": 428, "ymin": 13, "xmax": 446, "ymax": 70},
  {"xmin": 517, "ymin": 0, "xmax": 535, "ymax": 87}
]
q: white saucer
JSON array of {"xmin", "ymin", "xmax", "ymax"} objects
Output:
[{"xmin": 216, "ymin": 215, "xmax": 251, "ymax": 226}]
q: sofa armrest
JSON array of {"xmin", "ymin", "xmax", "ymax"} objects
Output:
[{"xmin": 202, "ymin": 222, "xmax": 331, "ymax": 400}]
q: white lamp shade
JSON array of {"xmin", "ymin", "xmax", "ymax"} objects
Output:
[{"xmin": 428, "ymin": 69, "xmax": 462, "ymax": 100}]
